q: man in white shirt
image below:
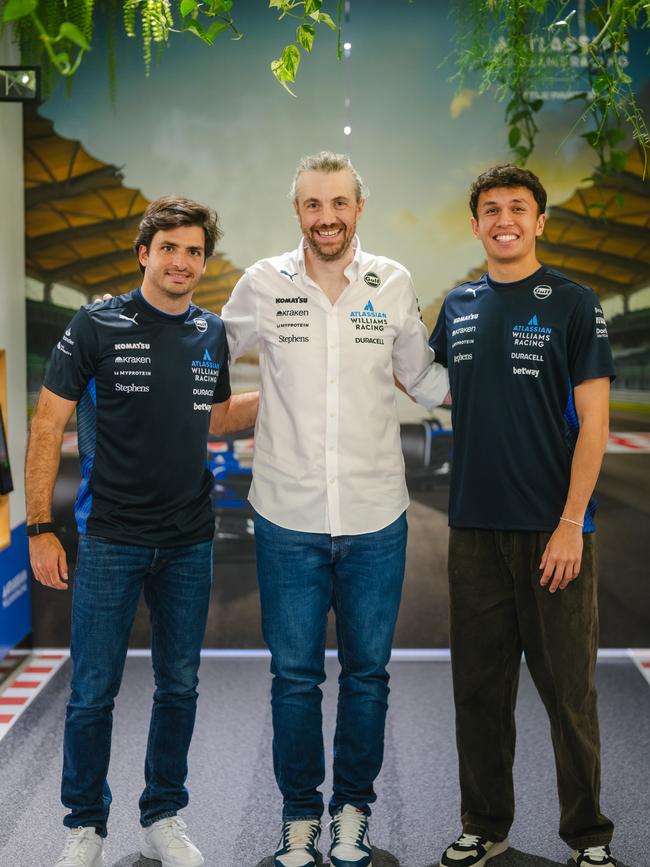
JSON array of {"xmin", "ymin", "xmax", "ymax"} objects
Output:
[{"xmin": 222, "ymin": 152, "xmax": 448, "ymax": 867}]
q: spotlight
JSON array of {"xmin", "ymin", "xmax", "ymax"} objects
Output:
[
  {"xmin": 0, "ymin": 67, "xmax": 40, "ymax": 102},
  {"xmin": 343, "ymin": 126, "xmax": 352, "ymax": 136}
]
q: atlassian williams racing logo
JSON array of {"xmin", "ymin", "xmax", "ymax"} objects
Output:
[
  {"xmin": 191, "ymin": 348, "xmax": 221, "ymax": 391},
  {"xmin": 349, "ymin": 299, "xmax": 388, "ymax": 332},
  {"xmin": 533, "ymin": 284, "xmax": 552, "ymax": 300},
  {"xmin": 512, "ymin": 314, "xmax": 552, "ymax": 348}
]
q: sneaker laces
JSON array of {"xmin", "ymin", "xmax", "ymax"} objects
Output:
[
  {"xmin": 580, "ymin": 846, "xmax": 613, "ymax": 864},
  {"xmin": 153, "ymin": 816, "xmax": 193, "ymax": 849},
  {"xmin": 454, "ymin": 833, "xmax": 482, "ymax": 850},
  {"xmin": 282, "ymin": 819, "xmax": 320, "ymax": 851},
  {"xmin": 330, "ymin": 807, "xmax": 368, "ymax": 846},
  {"xmin": 59, "ymin": 828, "xmax": 98, "ymax": 860}
]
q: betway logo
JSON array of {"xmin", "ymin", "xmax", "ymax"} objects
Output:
[{"xmin": 194, "ymin": 402, "xmax": 211, "ymax": 411}]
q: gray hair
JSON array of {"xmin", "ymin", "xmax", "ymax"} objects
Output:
[{"xmin": 289, "ymin": 151, "xmax": 368, "ymax": 203}]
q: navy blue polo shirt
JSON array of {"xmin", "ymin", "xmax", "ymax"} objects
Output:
[
  {"xmin": 429, "ymin": 266, "xmax": 615, "ymax": 532},
  {"xmin": 44, "ymin": 288, "xmax": 231, "ymax": 547}
]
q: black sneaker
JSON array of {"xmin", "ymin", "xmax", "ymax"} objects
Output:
[
  {"xmin": 273, "ymin": 818, "xmax": 321, "ymax": 867},
  {"xmin": 571, "ymin": 845, "xmax": 618, "ymax": 866},
  {"xmin": 439, "ymin": 833, "xmax": 509, "ymax": 867}
]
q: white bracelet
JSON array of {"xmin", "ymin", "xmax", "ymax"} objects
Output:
[{"xmin": 559, "ymin": 516, "xmax": 583, "ymax": 528}]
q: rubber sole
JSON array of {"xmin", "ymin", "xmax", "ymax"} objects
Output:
[{"xmin": 139, "ymin": 844, "xmax": 205, "ymax": 867}]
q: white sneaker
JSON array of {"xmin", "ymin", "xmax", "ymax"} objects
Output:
[
  {"xmin": 140, "ymin": 816, "xmax": 205, "ymax": 867},
  {"xmin": 54, "ymin": 827, "xmax": 105, "ymax": 867},
  {"xmin": 329, "ymin": 805, "xmax": 372, "ymax": 867}
]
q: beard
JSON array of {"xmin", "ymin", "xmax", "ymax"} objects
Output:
[{"xmin": 304, "ymin": 220, "xmax": 356, "ymax": 262}]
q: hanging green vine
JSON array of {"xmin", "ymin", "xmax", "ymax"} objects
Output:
[
  {"xmin": 450, "ymin": 0, "xmax": 650, "ymax": 175},
  {"xmin": 2, "ymin": 0, "xmax": 650, "ymax": 173},
  {"xmin": 1, "ymin": 0, "xmax": 340, "ymax": 94}
]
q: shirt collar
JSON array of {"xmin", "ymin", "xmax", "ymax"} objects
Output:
[{"xmin": 296, "ymin": 234, "xmax": 362, "ymax": 282}]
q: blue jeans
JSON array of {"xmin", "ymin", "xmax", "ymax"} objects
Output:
[
  {"xmin": 254, "ymin": 511, "xmax": 407, "ymax": 820},
  {"xmin": 62, "ymin": 535, "xmax": 213, "ymax": 836}
]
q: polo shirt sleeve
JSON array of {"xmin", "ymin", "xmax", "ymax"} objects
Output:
[
  {"xmin": 392, "ymin": 278, "xmax": 449, "ymax": 410},
  {"xmin": 428, "ymin": 299, "xmax": 449, "ymax": 367},
  {"xmin": 43, "ymin": 307, "xmax": 99, "ymax": 401},
  {"xmin": 213, "ymin": 339, "xmax": 232, "ymax": 404},
  {"xmin": 567, "ymin": 289, "xmax": 616, "ymax": 386},
  {"xmin": 220, "ymin": 271, "xmax": 259, "ymax": 362}
]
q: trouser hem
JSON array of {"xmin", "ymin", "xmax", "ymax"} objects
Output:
[
  {"xmin": 63, "ymin": 820, "xmax": 107, "ymax": 839},
  {"xmin": 140, "ymin": 809, "xmax": 178, "ymax": 828},
  {"xmin": 564, "ymin": 833, "xmax": 614, "ymax": 850}
]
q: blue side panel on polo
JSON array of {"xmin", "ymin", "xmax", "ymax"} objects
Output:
[{"xmin": 75, "ymin": 376, "xmax": 96, "ymax": 534}]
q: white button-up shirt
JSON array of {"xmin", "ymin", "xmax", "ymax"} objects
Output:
[{"xmin": 221, "ymin": 238, "xmax": 448, "ymax": 535}]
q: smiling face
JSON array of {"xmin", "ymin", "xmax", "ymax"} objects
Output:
[
  {"xmin": 471, "ymin": 186, "xmax": 546, "ymax": 276},
  {"xmin": 293, "ymin": 169, "xmax": 364, "ymax": 263},
  {"xmin": 138, "ymin": 225, "xmax": 207, "ymax": 305}
]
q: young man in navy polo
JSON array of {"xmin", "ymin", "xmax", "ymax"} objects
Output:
[
  {"xmin": 430, "ymin": 166, "xmax": 617, "ymax": 867},
  {"xmin": 25, "ymin": 197, "xmax": 256, "ymax": 867}
]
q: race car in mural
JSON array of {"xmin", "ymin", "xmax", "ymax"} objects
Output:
[{"xmin": 53, "ymin": 419, "xmax": 453, "ymax": 563}]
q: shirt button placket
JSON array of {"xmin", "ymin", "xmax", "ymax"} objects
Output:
[{"xmin": 326, "ymin": 307, "xmax": 341, "ymax": 536}]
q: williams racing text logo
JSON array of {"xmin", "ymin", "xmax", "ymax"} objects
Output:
[
  {"xmin": 512, "ymin": 314, "xmax": 552, "ymax": 348},
  {"xmin": 191, "ymin": 348, "xmax": 221, "ymax": 383},
  {"xmin": 349, "ymin": 300, "xmax": 387, "ymax": 332}
]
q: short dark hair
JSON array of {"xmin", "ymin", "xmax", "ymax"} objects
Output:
[
  {"xmin": 469, "ymin": 165, "xmax": 547, "ymax": 219},
  {"xmin": 134, "ymin": 196, "xmax": 222, "ymax": 273}
]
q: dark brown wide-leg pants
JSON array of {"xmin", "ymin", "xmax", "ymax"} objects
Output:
[{"xmin": 448, "ymin": 528, "xmax": 614, "ymax": 849}]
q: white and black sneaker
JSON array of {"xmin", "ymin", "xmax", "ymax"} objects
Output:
[
  {"xmin": 273, "ymin": 818, "xmax": 321, "ymax": 867},
  {"xmin": 329, "ymin": 805, "xmax": 372, "ymax": 867},
  {"xmin": 571, "ymin": 845, "xmax": 618, "ymax": 866},
  {"xmin": 53, "ymin": 827, "xmax": 105, "ymax": 867},
  {"xmin": 439, "ymin": 833, "xmax": 509, "ymax": 867}
]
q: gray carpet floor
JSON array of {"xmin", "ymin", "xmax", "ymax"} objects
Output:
[{"xmin": 0, "ymin": 658, "xmax": 647, "ymax": 867}]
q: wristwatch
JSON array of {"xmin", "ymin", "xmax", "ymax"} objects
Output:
[{"xmin": 26, "ymin": 522, "xmax": 56, "ymax": 537}]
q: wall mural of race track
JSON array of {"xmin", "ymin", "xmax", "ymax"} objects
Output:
[{"xmin": 24, "ymin": 2, "xmax": 650, "ymax": 649}]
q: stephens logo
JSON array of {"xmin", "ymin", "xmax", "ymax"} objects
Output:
[
  {"xmin": 533, "ymin": 284, "xmax": 552, "ymax": 300},
  {"xmin": 363, "ymin": 272, "xmax": 381, "ymax": 288}
]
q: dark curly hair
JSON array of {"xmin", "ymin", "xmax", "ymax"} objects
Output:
[
  {"xmin": 469, "ymin": 165, "xmax": 547, "ymax": 219},
  {"xmin": 134, "ymin": 196, "xmax": 222, "ymax": 273}
]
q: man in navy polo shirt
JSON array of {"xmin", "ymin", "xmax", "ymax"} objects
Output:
[
  {"xmin": 429, "ymin": 166, "xmax": 617, "ymax": 867},
  {"xmin": 25, "ymin": 197, "xmax": 257, "ymax": 867}
]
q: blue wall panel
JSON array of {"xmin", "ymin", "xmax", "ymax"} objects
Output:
[{"xmin": 0, "ymin": 523, "xmax": 31, "ymax": 660}]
